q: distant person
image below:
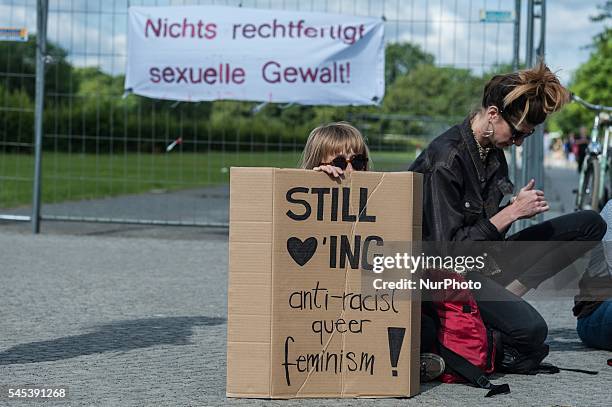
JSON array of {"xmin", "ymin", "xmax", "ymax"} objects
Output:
[
  {"xmin": 409, "ymin": 61, "xmax": 606, "ymax": 372},
  {"xmin": 299, "ymin": 121, "xmax": 445, "ymax": 381},
  {"xmin": 543, "ymin": 129, "xmax": 551, "ymax": 153},
  {"xmin": 564, "ymin": 133, "xmax": 574, "ymax": 160},
  {"xmin": 574, "ymin": 126, "xmax": 589, "ymax": 173},
  {"xmin": 573, "ymin": 200, "xmax": 612, "ymax": 351}
]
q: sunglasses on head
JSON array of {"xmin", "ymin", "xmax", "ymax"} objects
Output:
[
  {"xmin": 320, "ymin": 154, "xmax": 368, "ymax": 171},
  {"xmin": 499, "ymin": 109, "xmax": 536, "ymax": 141}
]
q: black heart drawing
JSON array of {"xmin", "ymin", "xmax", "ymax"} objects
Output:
[{"xmin": 287, "ymin": 237, "xmax": 317, "ymax": 267}]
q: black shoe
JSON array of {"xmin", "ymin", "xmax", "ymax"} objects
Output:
[{"xmin": 498, "ymin": 344, "xmax": 549, "ymax": 374}]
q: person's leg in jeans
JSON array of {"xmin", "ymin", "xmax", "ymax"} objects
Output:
[
  {"xmin": 576, "ymin": 300, "xmax": 612, "ymax": 351},
  {"xmin": 467, "ymin": 271, "xmax": 548, "ymax": 353},
  {"xmin": 494, "ymin": 210, "xmax": 606, "ymax": 295}
]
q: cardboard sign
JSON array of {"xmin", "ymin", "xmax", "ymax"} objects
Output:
[{"xmin": 227, "ymin": 168, "xmax": 422, "ymax": 398}]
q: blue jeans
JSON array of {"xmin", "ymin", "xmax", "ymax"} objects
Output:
[{"xmin": 577, "ymin": 300, "xmax": 612, "ymax": 350}]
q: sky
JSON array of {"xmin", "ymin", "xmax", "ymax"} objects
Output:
[
  {"xmin": 546, "ymin": 0, "xmax": 606, "ymax": 84},
  {"xmin": 0, "ymin": 0, "xmax": 607, "ymax": 86}
]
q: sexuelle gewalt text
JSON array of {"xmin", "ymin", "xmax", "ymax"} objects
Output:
[{"xmin": 145, "ymin": 18, "xmax": 362, "ymax": 85}]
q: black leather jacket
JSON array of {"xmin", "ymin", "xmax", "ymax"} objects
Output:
[{"xmin": 409, "ymin": 116, "xmax": 515, "ymax": 241}]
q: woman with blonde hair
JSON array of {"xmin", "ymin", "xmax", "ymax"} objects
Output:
[
  {"xmin": 300, "ymin": 121, "xmax": 370, "ymax": 178},
  {"xmin": 409, "ymin": 62, "xmax": 606, "ymax": 374}
]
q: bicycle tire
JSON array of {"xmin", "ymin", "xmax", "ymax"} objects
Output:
[
  {"xmin": 590, "ymin": 158, "xmax": 601, "ymax": 210},
  {"xmin": 576, "ymin": 161, "xmax": 587, "ymax": 209},
  {"xmin": 600, "ymin": 158, "xmax": 612, "ymax": 209},
  {"xmin": 578, "ymin": 158, "xmax": 600, "ymax": 210}
]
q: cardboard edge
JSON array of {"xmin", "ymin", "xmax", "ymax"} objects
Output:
[
  {"xmin": 227, "ymin": 393, "xmax": 417, "ymax": 399},
  {"xmin": 268, "ymin": 168, "xmax": 277, "ymax": 397},
  {"xmin": 227, "ymin": 167, "xmax": 275, "ymax": 398}
]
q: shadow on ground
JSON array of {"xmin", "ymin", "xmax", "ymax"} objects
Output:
[
  {"xmin": 547, "ymin": 327, "xmax": 596, "ymax": 352},
  {"xmin": 0, "ymin": 316, "xmax": 225, "ymax": 365}
]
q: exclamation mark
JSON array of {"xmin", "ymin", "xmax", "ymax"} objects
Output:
[
  {"xmin": 346, "ymin": 62, "xmax": 350, "ymax": 83},
  {"xmin": 387, "ymin": 327, "xmax": 406, "ymax": 377}
]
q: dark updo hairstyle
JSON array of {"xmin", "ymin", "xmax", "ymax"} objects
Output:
[{"xmin": 482, "ymin": 61, "xmax": 570, "ymax": 127}]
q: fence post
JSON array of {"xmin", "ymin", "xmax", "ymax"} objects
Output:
[
  {"xmin": 537, "ymin": 0, "xmax": 546, "ymax": 206},
  {"xmin": 509, "ymin": 0, "xmax": 522, "ymax": 235},
  {"xmin": 32, "ymin": 0, "xmax": 48, "ymax": 234},
  {"xmin": 519, "ymin": 0, "xmax": 547, "ymax": 229}
]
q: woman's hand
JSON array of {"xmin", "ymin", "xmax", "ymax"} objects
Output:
[
  {"xmin": 490, "ymin": 179, "xmax": 548, "ymax": 232},
  {"xmin": 313, "ymin": 165, "xmax": 344, "ymax": 179},
  {"xmin": 511, "ymin": 179, "xmax": 549, "ymax": 219}
]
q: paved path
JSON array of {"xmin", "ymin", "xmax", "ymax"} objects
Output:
[
  {"xmin": 3, "ymin": 185, "xmax": 231, "ymax": 227},
  {"xmin": 1, "ymin": 232, "xmax": 610, "ymax": 406}
]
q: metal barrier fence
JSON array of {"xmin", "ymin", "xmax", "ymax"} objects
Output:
[{"xmin": 1, "ymin": 0, "xmax": 520, "ymax": 228}]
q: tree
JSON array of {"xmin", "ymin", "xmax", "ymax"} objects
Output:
[
  {"xmin": 385, "ymin": 42, "xmax": 434, "ymax": 86},
  {"xmin": 0, "ymin": 82, "xmax": 34, "ymax": 151},
  {"xmin": 549, "ymin": 2, "xmax": 612, "ymax": 134},
  {"xmin": 381, "ymin": 63, "xmax": 484, "ymax": 136},
  {"xmin": 0, "ymin": 35, "xmax": 74, "ymax": 98},
  {"xmin": 591, "ymin": 1, "xmax": 612, "ymax": 31}
]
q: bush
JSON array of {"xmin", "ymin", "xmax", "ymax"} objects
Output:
[{"xmin": 0, "ymin": 83, "xmax": 35, "ymax": 152}]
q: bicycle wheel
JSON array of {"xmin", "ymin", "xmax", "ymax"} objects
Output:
[
  {"xmin": 600, "ymin": 157, "xmax": 612, "ymax": 209},
  {"xmin": 577, "ymin": 157, "xmax": 601, "ymax": 210}
]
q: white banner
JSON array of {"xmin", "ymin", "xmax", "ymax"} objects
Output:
[{"xmin": 125, "ymin": 5, "xmax": 385, "ymax": 105}]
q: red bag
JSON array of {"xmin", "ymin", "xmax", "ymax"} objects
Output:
[{"xmin": 425, "ymin": 269, "xmax": 496, "ymax": 383}]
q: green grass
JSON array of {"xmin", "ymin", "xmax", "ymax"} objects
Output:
[{"xmin": 0, "ymin": 150, "xmax": 415, "ymax": 208}]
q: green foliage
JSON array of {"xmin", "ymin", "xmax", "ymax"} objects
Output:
[
  {"xmin": 549, "ymin": 5, "xmax": 612, "ymax": 134},
  {"xmin": 591, "ymin": 1, "xmax": 612, "ymax": 24},
  {"xmin": 384, "ymin": 64, "xmax": 483, "ymax": 116},
  {"xmin": 0, "ymin": 35, "xmax": 73, "ymax": 97},
  {"xmin": 385, "ymin": 42, "xmax": 435, "ymax": 85},
  {"xmin": 0, "ymin": 82, "xmax": 34, "ymax": 152},
  {"xmin": 378, "ymin": 64, "xmax": 485, "ymax": 137}
]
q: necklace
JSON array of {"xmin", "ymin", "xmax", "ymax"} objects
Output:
[
  {"xmin": 474, "ymin": 137, "xmax": 491, "ymax": 162},
  {"xmin": 469, "ymin": 118, "xmax": 492, "ymax": 163}
]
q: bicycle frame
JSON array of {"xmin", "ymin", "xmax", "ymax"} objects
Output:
[
  {"xmin": 573, "ymin": 94, "xmax": 612, "ymax": 211},
  {"xmin": 576, "ymin": 118, "xmax": 598, "ymax": 210}
]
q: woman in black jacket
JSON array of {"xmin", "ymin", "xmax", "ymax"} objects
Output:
[{"xmin": 410, "ymin": 62, "xmax": 606, "ymax": 372}]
